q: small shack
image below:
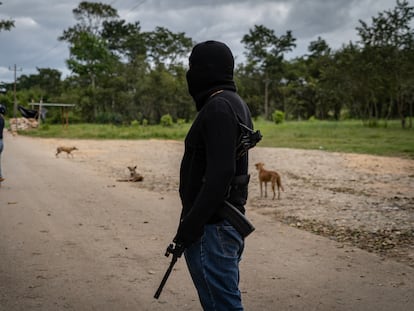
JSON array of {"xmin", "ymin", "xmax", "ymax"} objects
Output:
[{"xmin": 30, "ymin": 102, "xmax": 76, "ymax": 128}]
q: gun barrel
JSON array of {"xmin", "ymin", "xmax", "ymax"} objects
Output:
[{"xmin": 154, "ymin": 256, "xmax": 177, "ymax": 299}]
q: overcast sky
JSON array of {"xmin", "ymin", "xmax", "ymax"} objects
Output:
[{"xmin": 0, "ymin": 0, "xmax": 408, "ymax": 83}]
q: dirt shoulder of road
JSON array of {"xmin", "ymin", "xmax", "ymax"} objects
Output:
[
  {"xmin": 39, "ymin": 136, "xmax": 414, "ymax": 267},
  {"xmin": 1, "ymin": 132, "xmax": 413, "ymax": 311}
]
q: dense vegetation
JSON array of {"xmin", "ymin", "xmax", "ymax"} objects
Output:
[{"xmin": 0, "ymin": 0, "xmax": 413, "ymax": 129}]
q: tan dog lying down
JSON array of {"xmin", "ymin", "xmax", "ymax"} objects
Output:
[
  {"xmin": 255, "ymin": 162, "xmax": 284, "ymax": 200},
  {"xmin": 117, "ymin": 166, "xmax": 143, "ymax": 182},
  {"xmin": 56, "ymin": 146, "xmax": 78, "ymax": 158}
]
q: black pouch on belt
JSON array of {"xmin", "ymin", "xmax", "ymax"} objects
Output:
[
  {"xmin": 217, "ymin": 200, "xmax": 255, "ymax": 238},
  {"xmin": 217, "ymin": 174, "xmax": 255, "ymax": 238}
]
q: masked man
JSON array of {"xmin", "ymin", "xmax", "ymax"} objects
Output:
[{"xmin": 173, "ymin": 40, "xmax": 254, "ymax": 310}]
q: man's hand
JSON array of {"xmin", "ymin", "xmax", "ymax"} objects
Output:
[{"xmin": 166, "ymin": 241, "xmax": 185, "ymax": 258}]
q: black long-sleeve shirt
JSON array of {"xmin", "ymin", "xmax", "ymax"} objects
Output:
[{"xmin": 175, "ymin": 90, "xmax": 253, "ymax": 246}]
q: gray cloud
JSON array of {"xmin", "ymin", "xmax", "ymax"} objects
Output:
[{"xmin": 0, "ymin": 0, "xmax": 405, "ymax": 82}]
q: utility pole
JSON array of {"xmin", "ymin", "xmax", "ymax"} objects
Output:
[
  {"xmin": 9, "ymin": 64, "xmax": 22, "ymax": 119},
  {"xmin": 264, "ymin": 77, "xmax": 272, "ymax": 119}
]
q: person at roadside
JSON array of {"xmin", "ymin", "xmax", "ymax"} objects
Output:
[
  {"xmin": 0, "ymin": 104, "xmax": 6, "ymax": 182},
  {"xmin": 171, "ymin": 40, "xmax": 254, "ymax": 310}
]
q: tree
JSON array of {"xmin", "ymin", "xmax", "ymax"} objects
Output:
[
  {"xmin": 17, "ymin": 68, "xmax": 62, "ymax": 98},
  {"xmin": 59, "ymin": 1, "xmax": 119, "ymax": 83},
  {"xmin": 241, "ymin": 25, "xmax": 296, "ymax": 119},
  {"xmin": 59, "ymin": 1, "xmax": 120, "ymax": 120},
  {"xmin": 0, "ymin": 2, "xmax": 14, "ymax": 32},
  {"xmin": 305, "ymin": 37, "xmax": 341, "ymax": 120},
  {"xmin": 144, "ymin": 27, "xmax": 193, "ymax": 68},
  {"xmin": 356, "ymin": 0, "xmax": 414, "ymax": 127},
  {"xmin": 101, "ymin": 20, "xmax": 146, "ymax": 63}
]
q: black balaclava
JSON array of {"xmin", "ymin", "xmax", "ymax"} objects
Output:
[{"xmin": 186, "ymin": 40, "xmax": 236, "ymax": 111}]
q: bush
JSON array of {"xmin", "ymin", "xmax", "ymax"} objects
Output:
[
  {"xmin": 340, "ymin": 109, "xmax": 352, "ymax": 121},
  {"xmin": 40, "ymin": 124, "xmax": 50, "ymax": 131},
  {"xmin": 272, "ymin": 110, "xmax": 285, "ymax": 124},
  {"xmin": 130, "ymin": 120, "xmax": 140, "ymax": 127},
  {"xmin": 160, "ymin": 113, "xmax": 173, "ymax": 127},
  {"xmin": 95, "ymin": 112, "xmax": 123, "ymax": 125},
  {"xmin": 177, "ymin": 118, "xmax": 186, "ymax": 126},
  {"xmin": 142, "ymin": 119, "xmax": 148, "ymax": 126}
]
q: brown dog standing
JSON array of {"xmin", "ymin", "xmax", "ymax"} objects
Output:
[
  {"xmin": 56, "ymin": 146, "xmax": 78, "ymax": 158},
  {"xmin": 255, "ymin": 162, "xmax": 284, "ymax": 200}
]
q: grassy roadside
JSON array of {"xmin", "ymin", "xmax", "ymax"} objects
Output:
[
  {"xmin": 15, "ymin": 119, "xmax": 414, "ymax": 159},
  {"xmin": 255, "ymin": 119, "xmax": 414, "ymax": 159}
]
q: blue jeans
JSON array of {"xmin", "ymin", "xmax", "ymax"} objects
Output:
[
  {"xmin": 184, "ymin": 220, "xmax": 244, "ymax": 311},
  {"xmin": 0, "ymin": 139, "xmax": 3, "ymax": 178}
]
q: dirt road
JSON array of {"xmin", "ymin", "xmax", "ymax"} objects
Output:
[{"xmin": 0, "ymin": 132, "xmax": 413, "ymax": 311}]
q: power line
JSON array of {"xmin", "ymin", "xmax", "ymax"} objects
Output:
[
  {"xmin": 124, "ymin": 0, "xmax": 146, "ymax": 17},
  {"xmin": 19, "ymin": 41, "xmax": 65, "ymax": 67},
  {"xmin": 20, "ymin": 1, "xmax": 145, "ymax": 67}
]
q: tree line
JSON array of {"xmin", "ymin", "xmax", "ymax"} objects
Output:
[{"xmin": 0, "ymin": 0, "xmax": 413, "ymax": 128}]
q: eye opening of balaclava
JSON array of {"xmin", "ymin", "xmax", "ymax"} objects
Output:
[{"xmin": 186, "ymin": 40, "xmax": 236, "ymax": 111}]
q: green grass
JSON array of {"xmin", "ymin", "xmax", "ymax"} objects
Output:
[
  {"xmin": 20, "ymin": 123, "xmax": 191, "ymax": 140},
  {"xmin": 255, "ymin": 119, "xmax": 414, "ymax": 159},
  {"xmin": 17, "ymin": 119, "xmax": 414, "ymax": 159}
]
